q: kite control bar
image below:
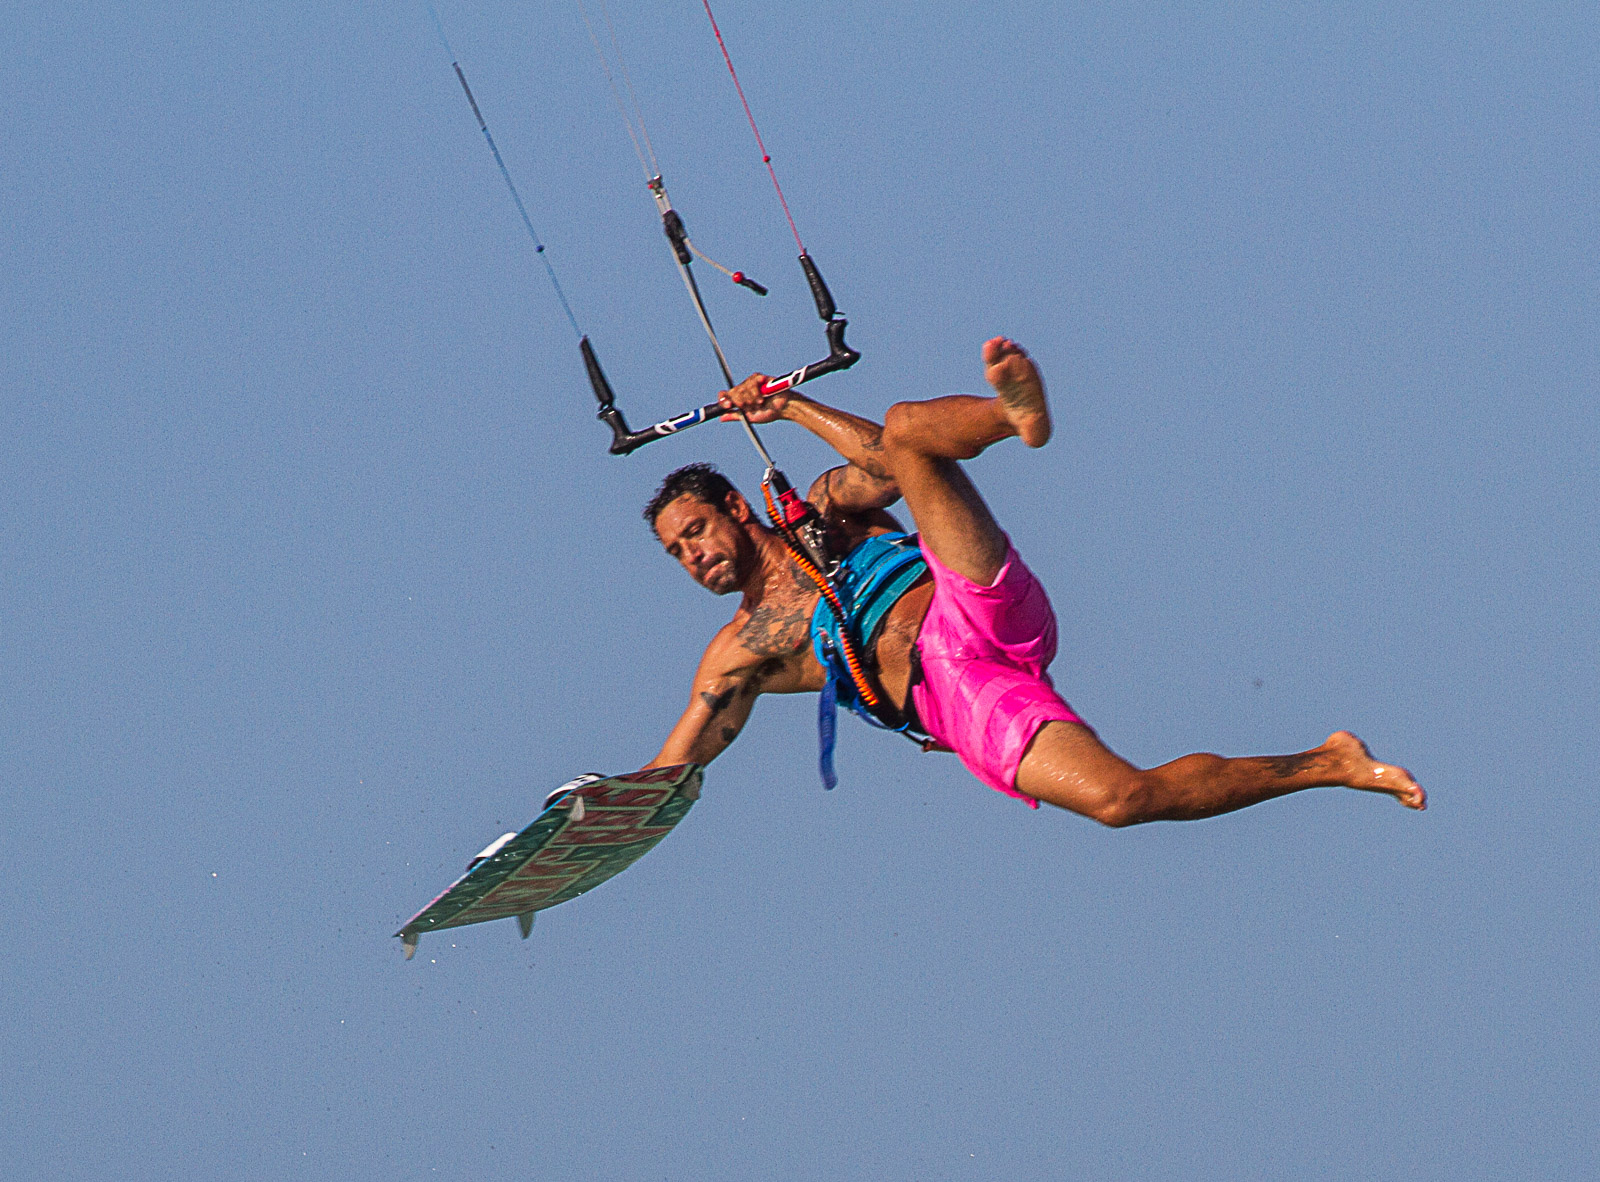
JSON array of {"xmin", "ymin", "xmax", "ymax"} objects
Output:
[
  {"xmin": 582, "ymin": 254, "xmax": 860, "ymax": 456},
  {"xmin": 584, "ymin": 320, "xmax": 859, "ymax": 456}
]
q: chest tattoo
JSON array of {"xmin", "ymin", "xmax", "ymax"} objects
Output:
[{"xmin": 736, "ymin": 566, "xmax": 817, "ymax": 658}]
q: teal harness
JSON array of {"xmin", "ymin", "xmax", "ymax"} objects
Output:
[{"xmin": 809, "ymin": 531, "xmax": 928, "ymax": 788}]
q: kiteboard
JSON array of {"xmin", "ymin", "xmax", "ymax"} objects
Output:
[{"xmin": 396, "ymin": 763, "xmax": 702, "ymax": 958}]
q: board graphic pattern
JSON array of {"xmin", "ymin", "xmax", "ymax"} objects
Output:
[{"xmin": 396, "ymin": 764, "xmax": 701, "ymax": 954}]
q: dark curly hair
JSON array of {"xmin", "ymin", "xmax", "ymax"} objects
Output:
[{"xmin": 644, "ymin": 462, "xmax": 741, "ymax": 537}]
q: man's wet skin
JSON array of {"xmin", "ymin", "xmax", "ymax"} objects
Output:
[
  {"xmin": 652, "ymin": 490, "xmax": 932, "ymax": 709},
  {"xmin": 1324, "ymin": 730, "xmax": 1426, "ymax": 809}
]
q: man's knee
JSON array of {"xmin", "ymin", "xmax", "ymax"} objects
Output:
[
  {"xmin": 1021, "ymin": 723, "xmax": 1153, "ymax": 826},
  {"xmin": 1049, "ymin": 765, "xmax": 1154, "ymax": 828},
  {"xmin": 882, "ymin": 400, "xmax": 920, "ymax": 451},
  {"xmin": 883, "ymin": 399, "xmax": 980, "ymax": 460},
  {"xmin": 1090, "ymin": 772, "xmax": 1155, "ymax": 828}
]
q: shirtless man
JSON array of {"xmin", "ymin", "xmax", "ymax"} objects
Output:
[{"xmin": 642, "ymin": 338, "xmax": 1425, "ymax": 824}]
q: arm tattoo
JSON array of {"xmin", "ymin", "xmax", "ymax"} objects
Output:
[
  {"xmin": 699, "ymin": 686, "xmax": 737, "ymax": 716},
  {"xmin": 852, "ymin": 438, "xmax": 890, "ymax": 481}
]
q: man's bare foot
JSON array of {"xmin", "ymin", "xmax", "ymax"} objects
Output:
[
  {"xmin": 984, "ymin": 336, "xmax": 1051, "ymax": 448},
  {"xmin": 1322, "ymin": 730, "xmax": 1426, "ymax": 810}
]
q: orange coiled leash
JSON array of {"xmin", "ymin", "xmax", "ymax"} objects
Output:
[
  {"xmin": 760, "ymin": 474, "xmax": 883, "ymax": 713},
  {"xmin": 761, "ymin": 468, "xmax": 937, "ymax": 792}
]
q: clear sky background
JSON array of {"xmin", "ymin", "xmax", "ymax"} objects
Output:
[{"xmin": 3, "ymin": 2, "xmax": 1596, "ymax": 1178}]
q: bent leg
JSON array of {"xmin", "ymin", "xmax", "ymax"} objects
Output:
[
  {"xmin": 882, "ymin": 443, "xmax": 1010, "ymax": 584},
  {"xmin": 1016, "ymin": 723, "xmax": 1426, "ymax": 825},
  {"xmin": 881, "ymin": 338, "xmax": 1049, "ymax": 583}
]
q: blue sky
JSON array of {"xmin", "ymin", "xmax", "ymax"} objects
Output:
[{"xmin": 2, "ymin": 2, "xmax": 1596, "ymax": 1179}]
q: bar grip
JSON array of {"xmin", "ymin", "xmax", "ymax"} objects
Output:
[
  {"xmin": 580, "ymin": 336, "xmax": 616, "ymax": 409},
  {"xmin": 798, "ymin": 252, "xmax": 836, "ymax": 322}
]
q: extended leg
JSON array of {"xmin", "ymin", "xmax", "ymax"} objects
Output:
[
  {"xmin": 1017, "ymin": 723, "xmax": 1427, "ymax": 824},
  {"xmin": 879, "ymin": 338, "xmax": 1051, "ymax": 583}
]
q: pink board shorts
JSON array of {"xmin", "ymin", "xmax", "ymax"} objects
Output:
[{"xmin": 908, "ymin": 537, "xmax": 1085, "ymax": 806}]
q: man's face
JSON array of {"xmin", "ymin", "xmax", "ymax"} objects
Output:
[{"xmin": 654, "ymin": 493, "xmax": 754, "ymax": 596}]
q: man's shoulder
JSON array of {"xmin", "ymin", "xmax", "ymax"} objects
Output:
[
  {"xmin": 704, "ymin": 612, "xmax": 756, "ymax": 657},
  {"xmin": 689, "ymin": 602, "xmax": 818, "ymax": 698},
  {"xmin": 699, "ymin": 610, "xmax": 797, "ymax": 663},
  {"xmin": 809, "ymin": 483, "xmax": 908, "ymax": 540}
]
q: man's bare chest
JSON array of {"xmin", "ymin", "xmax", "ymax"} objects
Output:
[{"xmin": 735, "ymin": 582, "xmax": 820, "ymax": 661}]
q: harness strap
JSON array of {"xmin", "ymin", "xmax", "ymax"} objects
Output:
[
  {"xmin": 808, "ymin": 533, "xmax": 941, "ymax": 786},
  {"xmin": 817, "ymin": 674, "xmax": 839, "ymax": 791},
  {"xmin": 760, "ymin": 475, "xmax": 936, "ymax": 786}
]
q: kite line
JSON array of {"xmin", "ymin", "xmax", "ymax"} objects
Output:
[{"xmin": 423, "ymin": 1, "xmax": 583, "ymax": 341}]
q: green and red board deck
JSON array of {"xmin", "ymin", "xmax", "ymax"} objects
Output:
[{"xmin": 396, "ymin": 764, "xmax": 702, "ymax": 958}]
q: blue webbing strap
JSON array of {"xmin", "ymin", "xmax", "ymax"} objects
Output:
[
  {"xmin": 817, "ymin": 670, "xmax": 839, "ymax": 791},
  {"xmin": 810, "ymin": 534, "xmax": 931, "ymax": 790}
]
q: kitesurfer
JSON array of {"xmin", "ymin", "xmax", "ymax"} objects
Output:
[{"xmin": 642, "ymin": 337, "xmax": 1425, "ymax": 823}]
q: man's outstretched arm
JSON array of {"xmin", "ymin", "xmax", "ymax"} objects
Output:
[{"xmin": 643, "ymin": 625, "xmax": 809, "ymax": 769}]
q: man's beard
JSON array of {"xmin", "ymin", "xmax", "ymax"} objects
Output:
[{"xmin": 702, "ymin": 557, "xmax": 739, "ymax": 595}]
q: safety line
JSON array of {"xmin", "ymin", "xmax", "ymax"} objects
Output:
[
  {"xmin": 424, "ymin": 0, "xmax": 583, "ymax": 339},
  {"xmin": 700, "ymin": 0, "xmax": 806, "ymax": 254}
]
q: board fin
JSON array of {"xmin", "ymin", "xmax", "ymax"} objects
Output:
[
  {"xmin": 467, "ymin": 832, "xmax": 518, "ymax": 871},
  {"xmin": 402, "ymin": 933, "xmax": 419, "ymax": 960},
  {"xmin": 516, "ymin": 912, "xmax": 535, "ymax": 939},
  {"xmin": 545, "ymin": 773, "xmax": 605, "ymax": 812}
]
